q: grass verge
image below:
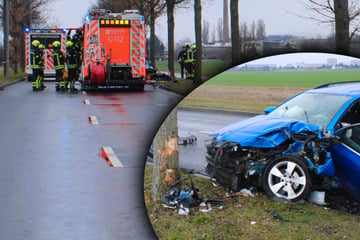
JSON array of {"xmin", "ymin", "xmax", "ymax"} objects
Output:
[
  {"xmin": 144, "ymin": 166, "xmax": 360, "ymax": 240},
  {"xmin": 0, "ymin": 71, "xmax": 26, "ymax": 87}
]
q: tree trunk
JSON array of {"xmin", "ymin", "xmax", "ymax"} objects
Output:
[
  {"xmin": 223, "ymin": 0, "xmax": 230, "ymax": 43},
  {"xmin": 151, "ymin": 108, "xmax": 180, "ymax": 200},
  {"xmin": 149, "ymin": 0, "xmax": 156, "ymax": 67},
  {"xmin": 20, "ymin": 32, "xmax": 25, "ymax": 72},
  {"xmin": 167, "ymin": 0, "xmax": 175, "ymax": 80},
  {"xmin": 334, "ymin": 0, "xmax": 350, "ymax": 55},
  {"xmin": 194, "ymin": 0, "xmax": 202, "ymax": 84},
  {"xmin": 230, "ymin": 0, "xmax": 240, "ymax": 66}
]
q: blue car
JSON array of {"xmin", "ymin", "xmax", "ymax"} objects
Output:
[{"xmin": 206, "ymin": 81, "xmax": 360, "ymax": 202}]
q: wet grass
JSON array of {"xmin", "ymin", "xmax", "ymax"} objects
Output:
[
  {"xmin": 0, "ymin": 69, "xmax": 26, "ymax": 86},
  {"xmin": 144, "ymin": 166, "xmax": 360, "ymax": 240}
]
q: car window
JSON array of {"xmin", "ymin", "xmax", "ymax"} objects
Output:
[
  {"xmin": 341, "ymin": 126, "xmax": 360, "ymax": 153},
  {"xmin": 270, "ymin": 92, "xmax": 350, "ymax": 129},
  {"xmin": 337, "ymin": 101, "xmax": 360, "ymax": 129}
]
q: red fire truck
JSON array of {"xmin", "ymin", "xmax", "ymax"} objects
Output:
[{"xmin": 81, "ymin": 9, "xmax": 147, "ymax": 91}]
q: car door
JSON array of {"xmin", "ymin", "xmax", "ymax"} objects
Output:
[{"xmin": 331, "ymin": 125, "xmax": 360, "ymax": 201}]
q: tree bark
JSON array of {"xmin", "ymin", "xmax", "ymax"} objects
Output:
[
  {"xmin": 230, "ymin": 0, "xmax": 240, "ymax": 66},
  {"xmin": 167, "ymin": 0, "xmax": 175, "ymax": 80},
  {"xmin": 194, "ymin": 0, "xmax": 202, "ymax": 84},
  {"xmin": 151, "ymin": 108, "xmax": 180, "ymax": 200},
  {"xmin": 150, "ymin": 0, "xmax": 156, "ymax": 66},
  {"xmin": 334, "ymin": 0, "xmax": 350, "ymax": 55}
]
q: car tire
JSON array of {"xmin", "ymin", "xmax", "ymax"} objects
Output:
[{"xmin": 263, "ymin": 155, "xmax": 312, "ymax": 201}]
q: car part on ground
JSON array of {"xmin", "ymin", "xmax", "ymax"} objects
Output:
[{"xmin": 161, "ymin": 175, "xmax": 224, "ymax": 215}]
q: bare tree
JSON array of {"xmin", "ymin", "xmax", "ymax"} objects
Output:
[
  {"xmin": 0, "ymin": 0, "xmax": 53, "ymax": 73},
  {"xmin": 166, "ymin": 0, "xmax": 187, "ymax": 80},
  {"xmin": 194, "ymin": 0, "xmax": 202, "ymax": 84},
  {"xmin": 217, "ymin": 18, "xmax": 224, "ymax": 42},
  {"xmin": 250, "ymin": 20, "xmax": 256, "ymax": 40},
  {"xmin": 299, "ymin": 0, "xmax": 360, "ymax": 54},
  {"xmin": 151, "ymin": 108, "xmax": 180, "ymax": 200},
  {"xmin": 202, "ymin": 20, "xmax": 210, "ymax": 44},
  {"xmin": 230, "ymin": 0, "xmax": 240, "ymax": 66},
  {"xmin": 256, "ymin": 19, "xmax": 266, "ymax": 40},
  {"xmin": 148, "ymin": 0, "xmax": 166, "ymax": 67}
]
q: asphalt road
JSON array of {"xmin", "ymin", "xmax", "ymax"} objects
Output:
[
  {"xmin": 178, "ymin": 109, "xmax": 256, "ymax": 174},
  {"xmin": 0, "ymin": 81, "xmax": 182, "ymax": 240}
]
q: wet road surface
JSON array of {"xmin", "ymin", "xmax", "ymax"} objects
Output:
[{"xmin": 0, "ymin": 81, "xmax": 182, "ymax": 240}]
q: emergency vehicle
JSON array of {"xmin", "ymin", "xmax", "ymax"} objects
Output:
[
  {"xmin": 24, "ymin": 28, "xmax": 67, "ymax": 81},
  {"xmin": 81, "ymin": 9, "xmax": 147, "ymax": 91}
]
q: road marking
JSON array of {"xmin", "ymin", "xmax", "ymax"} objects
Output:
[
  {"xmin": 200, "ymin": 131, "xmax": 212, "ymax": 134},
  {"xmin": 89, "ymin": 116, "xmax": 99, "ymax": 125},
  {"xmin": 84, "ymin": 99, "xmax": 91, "ymax": 105},
  {"xmin": 101, "ymin": 147, "xmax": 124, "ymax": 167}
]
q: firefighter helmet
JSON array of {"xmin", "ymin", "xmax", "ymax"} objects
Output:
[
  {"xmin": 52, "ymin": 41, "xmax": 61, "ymax": 48},
  {"xmin": 185, "ymin": 43, "xmax": 191, "ymax": 48},
  {"xmin": 38, "ymin": 44, "xmax": 45, "ymax": 49},
  {"xmin": 32, "ymin": 40, "xmax": 40, "ymax": 47},
  {"xmin": 66, "ymin": 41, "xmax": 74, "ymax": 48}
]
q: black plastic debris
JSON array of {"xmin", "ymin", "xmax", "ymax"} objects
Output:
[
  {"xmin": 270, "ymin": 210, "xmax": 289, "ymax": 221},
  {"xmin": 162, "ymin": 175, "xmax": 224, "ymax": 215}
]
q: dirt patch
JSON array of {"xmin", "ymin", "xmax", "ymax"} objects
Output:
[{"xmin": 181, "ymin": 85, "xmax": 308, "ymax": 113}]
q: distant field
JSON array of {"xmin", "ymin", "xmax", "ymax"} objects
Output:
[
  {"xmin": 205, "ymin": 69, "xmax": 360, "ymax": 88},
  {"xmin": 181, "ymin": 69, "xmax": 360, "ymax": 113}
]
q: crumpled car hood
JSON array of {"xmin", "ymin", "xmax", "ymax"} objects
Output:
[{"xmin": 211, "ymin": 115, "xmax": 319, "ymax": 148}]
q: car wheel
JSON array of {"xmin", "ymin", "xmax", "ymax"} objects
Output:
[{"xmin": 263, "ymin": 155, "xmax": 311, "ymax": 201}]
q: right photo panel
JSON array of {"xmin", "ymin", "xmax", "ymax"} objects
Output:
[{"xmin": 145, "ymin": 53, "xmax": 360, "ymax": 239}]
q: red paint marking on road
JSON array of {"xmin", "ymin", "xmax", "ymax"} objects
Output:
[
  {"xmin": 99, "ymin": 123, "xmax": 139, "ymax": 126},
  {"xmin": 101, "ymin": 147, "xmax": 124, "ymax": 167},
  {"xmin": 84, "ymin": 99, "xmax": 91, "ymax": 105},
  {"xmin": 88, "ymin": 116, "xmax": 99, "ymax": 125}
]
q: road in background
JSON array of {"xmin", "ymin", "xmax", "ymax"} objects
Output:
[
  {"xmin": 178, "ymin": 109, "xmax": 255, "ymax": 174},
  {"xmin": 0, "ymin": 81, "xmax": 182, "ymax": 240}
]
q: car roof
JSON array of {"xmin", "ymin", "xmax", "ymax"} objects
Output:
[{"xmin": 308, "ymin": 81, "xmax": 360, "ymax": 97}]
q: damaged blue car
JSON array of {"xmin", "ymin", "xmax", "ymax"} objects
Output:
[{"xmin": 206, "ymin": 81, "xmax": 360, "ymax": 202}]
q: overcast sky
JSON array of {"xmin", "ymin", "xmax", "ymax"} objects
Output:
[{"xmin": 48, "ymin": 0, "xmax": 333, "ymax": 43}]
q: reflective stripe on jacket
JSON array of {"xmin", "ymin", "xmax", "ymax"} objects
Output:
[
  {"xmin": 183, "ymin": 49, "xmax": 193, "ymax": 63},
  {"xmin": 52, "ymin": 49, "xmax": 65, "ymax": 70}
]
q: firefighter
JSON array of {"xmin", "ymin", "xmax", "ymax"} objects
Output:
[
  {"xmin": 38, "ymin": 44, "xmax": 47, "ymax": 89},
  {"xmin": 30, "ymin": 40, "xmax": 44, "ymax": 90},
  {"xmin": 65, "ymin": 40, "xmax": 79, "ymax": 91},
  {"xmin": 177, "ymin": 46, "xmax": 186, "ymax": 79},
  {"xmin": 71, "ymin": 30, "xmax": 83, "ymax": 81},
  {"xmin": 52, "ymin": 40, "xmax": 66, "ymax": 91},
  {"xmin": 183, "ymin": 43, "xmax": 194, "ymax": 79}
]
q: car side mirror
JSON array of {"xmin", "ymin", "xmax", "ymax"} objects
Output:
[
  {"xmin": 334, "ymin": 123, "xmax": 360, "ymax": 138},
  {"xmin": 264, "ymin": 106, "xmax": 276, "ymax": 115}
]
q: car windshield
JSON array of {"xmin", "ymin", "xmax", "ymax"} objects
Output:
[{"xmin": 269, "ymin": 92, "xmax": 350, "ymax": 129}]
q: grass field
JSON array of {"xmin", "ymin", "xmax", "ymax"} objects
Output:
[
  {"xmin": 180, "ymin": 69, "xmax": 360, "ymax": 113},
  {"xmin": 205, "ymin": 69, "xmax": 360, "ymax": 88}
]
